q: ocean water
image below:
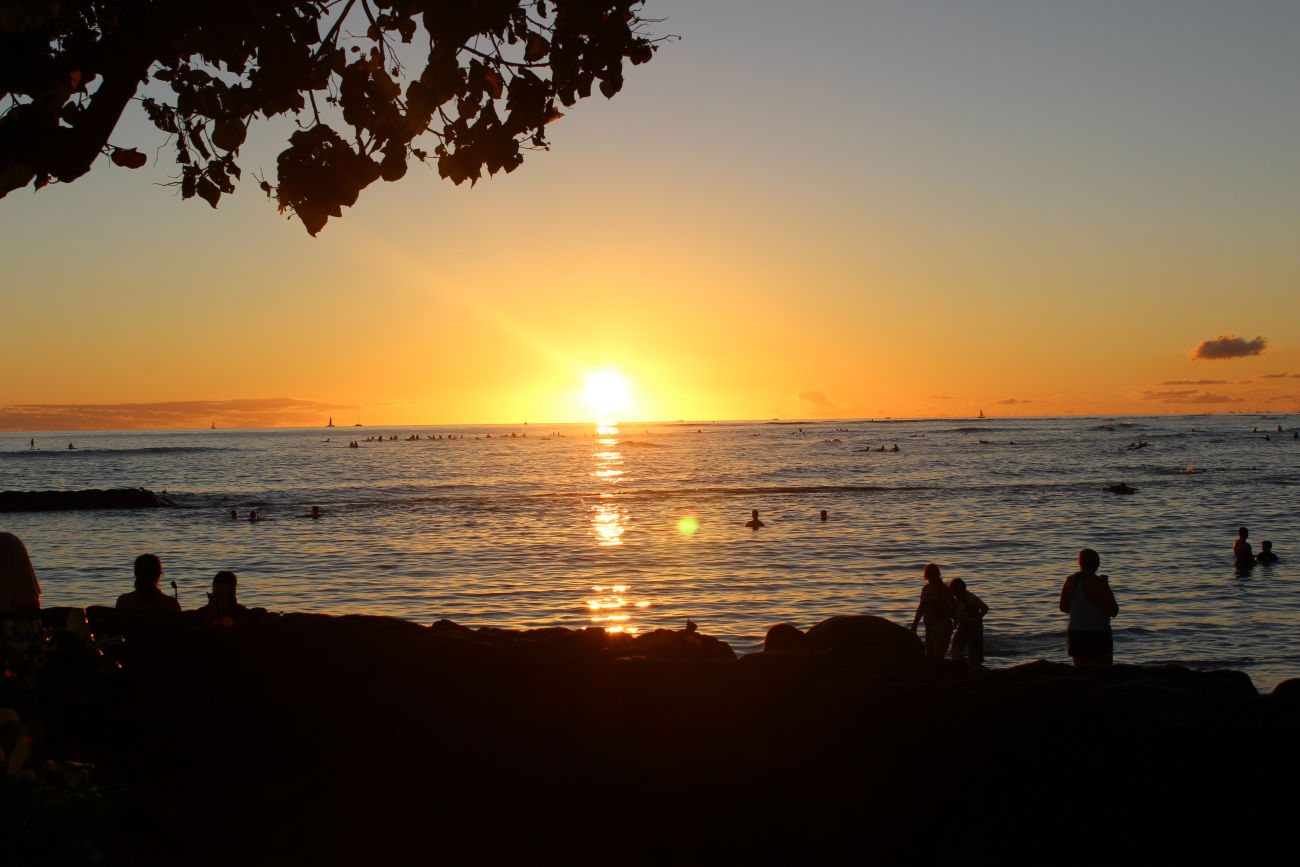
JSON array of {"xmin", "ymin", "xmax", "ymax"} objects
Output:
[{"xmin": 2, "ymin": 415, "xmax": 1297, "ymax": 689}]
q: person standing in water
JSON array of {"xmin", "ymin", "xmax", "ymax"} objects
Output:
[
  {"xmin": 911, "ymin": 563, "xmax": 955, "ymax": 660},
  {"xmin": 1233, "ymin": 527, "xmax": 1254, "ymax": 570},
  {"xmin": 1058, "ymin": 548, "xmax": 1118, "ymax": 667},
  {"xmin": 745, "ymin": 509, "xmax": 765, "ymax": 529},
  {"xmin": 949, "ymin": 578, "xmax": 989, "ymax": 665}
]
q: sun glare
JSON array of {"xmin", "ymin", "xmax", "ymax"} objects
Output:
[{"xmin": 583, "ymin": 370, "xmax": 630, "ymax": 421}]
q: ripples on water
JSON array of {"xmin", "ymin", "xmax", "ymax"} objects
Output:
[{"xmin": 2, "ymin": 415, "xmax": 1297, "ymax": 688}]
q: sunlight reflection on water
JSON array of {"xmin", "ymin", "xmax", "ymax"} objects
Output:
[{"xmin": 5, "ymin": 414, "xmax": 1299, "ymax": 689}]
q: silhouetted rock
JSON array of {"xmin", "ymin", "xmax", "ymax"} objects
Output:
[
  {"xmin": 1273, "ymin": 678, "xmax": 1300, "ymax": 698},
  {"xmin": 0, "ymin": 487, "xmax": 173, "ymax": 512},
  {"xmin": 53, "ymin": 610, "xmax": 1300, "ymax": 865},
  {"xmin": 763, "ymin": 621, "xmax": 808, "ymax": 652},
  {"xmin": 805, "ymin": 614, "xmax": 925, "ymax": 663}
]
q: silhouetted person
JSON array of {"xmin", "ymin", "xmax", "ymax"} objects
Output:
[
  {"xmin": 911, "ymin": 563, "xmax": 955, "ymax": 659},
  {"xmin": 820, "ymin": 509, "xmax": 828, "ymax": 522},
  {"xmin": 248, "ymin": 510, "xmax": 261, "ymax": 522},
  {"xmin": 67, "ymin": 442, "xmax": 74, "ymax": 449},
  {"xmin": 1233, "ymin": 527, "xmax": 1254, "ymax": 570},
  {"xmin": 1256, "ymin": 540, "xmax": 1278, "ymax": 564},
  {"xmin": 312, "ymin": 506, "xmax": 321, "ymax": 519},
  {"xmin": 949, "ymin": 577, "xmax": 989, "ymax": 665},
  {"xmin": 196, "ymin": 571, "xmax": 250, "ymax": 625},
  {"xmin": 230, "ymin": 509, "xmax": 239, "ymax": 520},
  {"xmin": 29, "ymin": 438, "xmax": 34, "ymax": 449},
  {"xmin": 745, "ymin": 509, "xmax": 764, "ymax": 530},
  {"xmin": 1058, "ymin": 548, "xmax": 1118, "ymax": 667},
  {"xmin": 116, "ymin": 554, "xmax": 181, "ymax": 613},
  {"xmin": 0, "ymin": 532, "xmax": 41, "ymax": 615}
]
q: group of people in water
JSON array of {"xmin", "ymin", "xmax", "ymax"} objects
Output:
[
  {"xmin": 904, "ymin": 529, "xmax": 1281, "ymax": 668},
  {"xmin": 906, "ymin": 548, "xmax": 1121, "ymax": 667},
  {"xmin": 1234, "ymin": 526, "xmax": 1279, "ymax": 570}
]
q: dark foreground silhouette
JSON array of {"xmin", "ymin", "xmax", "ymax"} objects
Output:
[{"xmin": 16, "ymin": 609, "xmax": 1300, "ymax": 864}]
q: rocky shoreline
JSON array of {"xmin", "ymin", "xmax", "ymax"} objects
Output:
[{"xmin": 15, "ymin": 609, "xmax": 1300, "ymax": 863}]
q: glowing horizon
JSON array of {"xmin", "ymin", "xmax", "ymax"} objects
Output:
[{"xmin": 2, "ymin": 3, "xmax": 1297, "ymax": 429}]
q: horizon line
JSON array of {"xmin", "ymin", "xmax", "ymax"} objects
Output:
[{"xmin": 2, "ymin": 409, "xmax": 1294, "ymax": 434}]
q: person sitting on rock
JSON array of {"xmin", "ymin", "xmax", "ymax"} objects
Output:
[
  {"xmin": 949, "ymin": 578, "xmax": 989, "ymax": 665},
  {"xmin": 1256, "ymin": 540, "xmax": 1279, "ymax": 564},
  {"xmin": 116, "ymin": 554, "xmax": 181, "ymax": 613},
  {"xmin": 0, "ymin": 532, "xmax": 41, "ymax": 615},
  {"xmin": 196, "ymin": 571, "xmax": 250, "ymax": 625},
  {"xmin": 910, "ymin": 563, "xmax": 955, "ymax": 660}
]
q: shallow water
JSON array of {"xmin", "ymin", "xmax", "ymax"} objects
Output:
[{"xmin": 3, "ymin": 414, "xmax": 1297, "ymax": 689}]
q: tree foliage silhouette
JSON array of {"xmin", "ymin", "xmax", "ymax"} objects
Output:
[{"xmin": 0, "ymin": 0, "xmax": 663, "ymax": 234}]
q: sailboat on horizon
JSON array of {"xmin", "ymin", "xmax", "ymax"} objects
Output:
[{"xmin": 327, "ymin": 417, "xmax": 335, "ymax": 427}]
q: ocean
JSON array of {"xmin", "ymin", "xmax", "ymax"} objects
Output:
[{"xmin": 2, "ymin": 415, "xmax": 1297, "ymax": 689}]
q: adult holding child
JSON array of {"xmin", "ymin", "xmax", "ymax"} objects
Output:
[{"xmin": 1058, "ymin": 548, "xmax": 1118, "ymax": 667}]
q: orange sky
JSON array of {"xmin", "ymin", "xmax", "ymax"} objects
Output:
[{"xmin": 2, "ymin": 2, "xmax": 1298, "ymax": 430}]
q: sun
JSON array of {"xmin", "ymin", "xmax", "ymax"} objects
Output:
[{"xmin": 584, "ymin": 370, "xmax": 631, "ymax": 421}]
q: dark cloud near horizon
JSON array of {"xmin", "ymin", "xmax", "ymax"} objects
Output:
[
  {"xmin": 996, "ymin": 398, "xmax": 1036, "ymax": 405},
  {"xmin": 1156, "ymin": 379, "xmax": 1228, "ymax": 386},
  {"xmin": 1256, "ymin": 371, "xmax": 1300, "ymax": 379},
  {"xmin": 1190, "ymin": 334, "xmax": 1266, "ymax": 361},
  {"xmin": 798, "ymin": 390, "xmax": 837, "ymax": 412},
  {"xmin": 0, "ymin": 397, "xmax": 353, "ymax": 431},
  {"xmin": 1138, "ymin": 390, "xmax": 1242, "ymax": 405}
]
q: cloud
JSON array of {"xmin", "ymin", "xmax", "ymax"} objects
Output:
[
  {"xmin": 1137, "ymin": 390, "xmax": 1243, "ymax": 405},
  {"xmin": 1190, "ymin": 334, "xmax": 1266, "ymax": 360},
  {"xmin": 0, "ymin": 398, "xmax": 353, "ymax": 431},
  {"xmin": 1155, "ymin": 379, "xmax": 1229, "ymax": 386},
  {"xmin": 995, "ymin": 398, "xmax": 1036, "ymax": 405},
  {"xmin": 798, "ymin": 390, "xmax": 837, "ymax": 411},
  {"xmin": 929, "ymin": 395, "xmax": 958, "ymax": 401},
  {"xmin": 1256, "ymin": 371, "xmax": 1300, "ymax": 379}
]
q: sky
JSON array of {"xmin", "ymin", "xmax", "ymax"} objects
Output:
[{"xmin": 2, "ymin": 1, "xmax": 1298, "ymax": 429}]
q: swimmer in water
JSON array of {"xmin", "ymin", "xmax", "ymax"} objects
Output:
[
  {"xmin": 820, "ymin": 509, "xmax": 828, "ymax": 522},
  {"xmin": 1256, "ymin": 540, "xmax": 1278, "ymax": 564},
  {"xmin": 248, "ymin": 510, "xmax": 261, "ymax": 523},
  {"xmin": 230, "ymin": 509, "xmax": 238, "ymax": 520},
  {"xmin": 745, "ymin": 509, "xmax": 765, "ymax": 530}
]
